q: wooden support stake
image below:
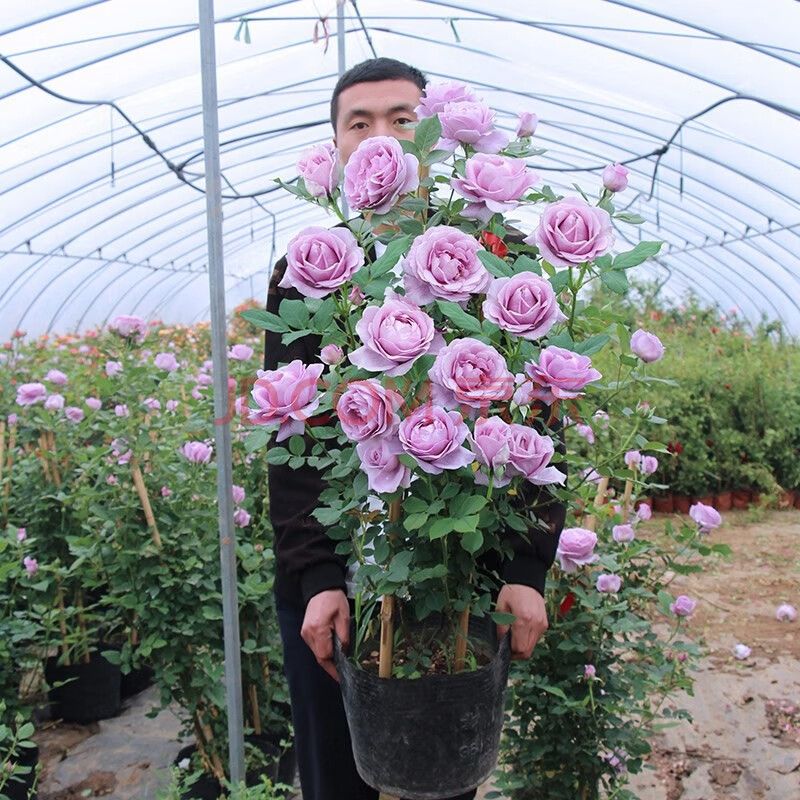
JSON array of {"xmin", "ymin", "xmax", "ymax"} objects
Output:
[
  {"xmin": 38, "ymin": 434, "xmax": 51, "ymax": 482},
  {"xmin": 197, "ymin": 713, "xmax": 225, "ymax": 780},
  {"xmin": 249, "ymin": 684, "xmax": 262, "ymax": 735},
  {"xmin": 454, "ymin": 605, "xmax": 471, "ymax": 672},
  {"xmin": 584, "ymin": 476, "xmax": 609, "ymax": 532},
  {"xmin": 622, "ymin": 478, "xmax": 634, "ymax": 517},
  {"xmin": 379, "ymin": 500, "xmax": 402, "ymax": 679},
  {"xmin": 47, "ymin": 431, "xmax": 61, "ymax": 486},
  {"xmin": 3, "ymin": 425, "xmax": 15, "ymax": 502},
  {"xmin": 130, "ymin": 461, "xmax": 162, "ymax": 547}
]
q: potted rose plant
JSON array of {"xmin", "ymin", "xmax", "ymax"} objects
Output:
[{"xmin": 244, "ymin": 80, "xmax": 664, "ymax": 798}]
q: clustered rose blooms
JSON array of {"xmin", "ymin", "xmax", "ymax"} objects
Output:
[
  {"xmin": 280, "ymin": 226, "xmax": 364, "ymax": 299},
  {"xmin": 350, "ymin": 289, "xmax": 443, "ymax": 376},
  {"xmin": 296, "ymin": 142, "xmax": 339, "ymax": 198},
  {"xmin": 415, "ymin": 80, "xmax": 479, "ymax": 118},
  {"xmin": 437, "ymin": 101, "xmax": 508, "ymax": 154},
  {"xmin": 516, "ymin": 346, "xmax": 602, "ymax": 405},
  {"xmin": 402, "ymin": 226, "xmax": 490, "ymax": 304},
  {"xmin": 336, "ymin": 380, "xmax": 402, "ymax": 442},
  {"xmin": 451, "ymin": 154, "xmax": 539, "ymax": 224},
  {"xmin": 483, "ymin": 273, "xmax": 566, "ymax": 340},
  {"xmin": 630, "ymin": 329, "xmax": 665, "ymax": 363},
  {"xmin": 689, "ymin": 502, "xmax": 722, "ymax": 533},
  {"xmin": 669, "ymin": 595, "xmax": 696, "ymax": 617},
  {"xmin": 556, "ymin": 528, "xmax": 598, "ymax": 573},
  {"xmin": 430, "ymin": 338, "xmax": 514, "ymax": 411},
  {"xmin": 602, "ymin": 162, "xmax": 629, "ymax": 193},
  {"xmin": 181, "ymin": 441, "xmax": 213, "ymax": 464},
  {"xmin": 250, "ymin": 360, "xmax": 324, "ymax": 441},
  {"xmin": 398, "ymin": 405, "xmax": 474, "ymax": 475},
  {"xmin": 343, "ymin": 136, "xmax": 419, "ymax": 214},
  {"xmin": 528, "ymin": 196, "xmax": 614, "ymax": 268}
]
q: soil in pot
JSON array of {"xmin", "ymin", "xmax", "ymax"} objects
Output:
[
  {"xmin": 652, "ymin": 494, "xmax": 674, "ymax": 514},
  {"xmin": 45, "ymin": 647, "xmax": 121, "ymax": 724},
  {"xmin": 334, "ymin": 613, "xmax": 511, "ymax": 800},
  {"xmin": 714, "ymin": 492, "xmax": 732, "ymax": 511},
  {"xmin": 3, "ymin": 744, "xmax": 39, "ymax": 800}
]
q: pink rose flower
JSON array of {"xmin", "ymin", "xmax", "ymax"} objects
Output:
[
  {"xmin": 356, "ymin": 436, "xmax": 412, "ymax": 494},
  {"xmin": 348, "ymin": 285, "xmax": 365, "ymax": 305},
  {"xmin": 402, "ymin": 226, "xmax": 490, "ymax": 304},
  {"xmin": 594, "ymin": 409, "xmax": 610, "ymax": 429},
  {"xmin": 181, "ymin": 441, "xmax": 213, "ymax": 464},
  {"xmin": 65, "ymin": 406, "xmax": 84, "ymax": 423},
  {"xmin": 612, "ymin": 524, "xmax": 635, "ymax": 543},
  {"xmin": 191, "ymin": 387, "xmax": 203, "ymax": 401},
  {"xmin": 16, "ymin": 382, "xmax": 47, "ymax": 406},
  {"xmin": 280, "ymin": 226, "xmax": 364, "ymax": 299},
  {"xmin": 155, "ymin": 352, "xmax": 180, "ymax": 372},
  {"xmin": 451, "ymin": 154, "xmax": 539, "ymax": 224},
  {"xmin": 229, "ymin": 344, "xmax": 254, "ymax": 361},
  {"xmin": 640, "ymin": 455, "xmax": 658, "ymax": 476},
  {"xmin": 232, "ymin": 485, "xmax": 246, "ymax": 505},
  {"xmin": 7, "ymin": 413, "xmax": 18, "ymax": 425},
  {"xmin": 506, "ymin": 424, "xmax": 566, "ymax": 486},
  {"xmin": 470, "ymin": 416, "xmax": 511, "ymax": 487},
  {"xmin": 602, "ymin": 163, "xmax": 629, "ymax": 193},
  {"xmin": 196, "ymin": 373, "xmax": 213, "ymax": 387},
  {"xmin": 398, "ymin": 405, "xmax": 474, "ymax": 475},
  {"xmin": 575, "ymin": 423, "xmax": 594, "ymax": 444},
  {"xmin": 107, "ymin": 474, "xmax": 118, "ymax": 486},
  {"xmin": 483, "ymin": 273, "xmax": 565, "ymax": 340},
  {"xmin": 515, "ymin": 112, "xmax": 538, "ymax": 138},
  {"xmin": 556, "ymin": 528, "xmax": 598, "ymax": 573},
  {"xmin": 584, "ymin": 664, "xmax": 596, "ymax": 680},
  {"xmin": 669, "ymin": 595, "xmax": 696, "ymax": 617},
  {"xmin": 250, "ymin": 360, "xmax": 324, "ymax": 442},
  {"xmin": 233, "ymin": 508, "xmax": 251, "ymax": 527},
  {"xmin": 114, "ymin": 404, "xmax": 129, "ymax": 417},
  {"xmin": 518, "ymin": 346, "xmax": 602, "ymax": 404},
  {"xmin": 105, "ymin": 360, "xmax": 123, "ymax": 377},
  {"xmin": 596, "ymin": 573, "xmax": 622, "ymax": 593},
  {"xmin": 109, "ymin": 315, "xmax": 147, "ymax": 340},
  {"xmin": 350, "ymin": 289, "xmax": 443, "ymax": 377},
  {"xmin": 44, "ymin": 394, "xmax": 65, "ymax": 411},
  {"xmin": 46, "ymin": 369, "xmax": 68, "ymax": 386},
  {"xmin": 527, "ymin": 197, "xmax": 614, "ymax": 268},
  {"xmin": 85, "ymin": 397, "xmax": 102, "ymax": 411},
  {"xmin": 733, "ymin": 643, "xmax": 751, "ymax": 660},
  {"xmin": 343, "ymin": 136, "xmax": 419, "ymax": 214},
  {"xmin": 776, "ymin": 603, "xmax": 797, "ymax": 622},
  {"xmin": 297, "ymin": 142, "xmax": 340, "ymax": 198},
  {"xmin": 415, "ymin": 81, "xmax": 479, "ymax": 118},
  {"xmin": 166, "ymin": 400, "xmax": 179, "ymax": 412},
  {"xmin": 689, "ymin": 502, "xmax": 721, "ymax": 533},
  {"xmin": 161, "ymin": 486, "xmax": 173, "ymax": 498},
  {"xmin": 23, "ymin": 556, "xmax": 38, "ymax": 576},
  {"xmin": 630, "ymin": 329, "xmax": 665, "ymax": 363},
  {"xmin": 430, "ymin": 338, "xmax": 514, "ymax": 412},
  {"xmin": 580, "ymin": 467, "xmax": 603, "ymax": 484},
  {"xmin": 636, "ymin": 503, "xmax": 652, "ymax": 521},
  {"xmin": 336, "ymin": 379, "xmax": 402, "ymax": 442},
  {"xmin": 438, "ymin": 101, "xmax": 508, "ymax": 154},
  {"xmin": 17, "ymin": 528, "xmax": 27, "ymax": 542},
  {"xmin": 624, "ymin": 450, "xmax": 641, "ymax": 469},
  {"xmin": 320, "ymin": 344, "xmax": 344, "ymax": 366}
]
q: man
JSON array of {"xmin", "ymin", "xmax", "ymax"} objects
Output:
[{"xmin": 264, "ymin": 58, "xmax": 566, "ymax": 800}]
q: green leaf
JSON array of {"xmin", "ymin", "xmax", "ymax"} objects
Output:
[
  {"xmin": 435, "ymin": 300, "xmax": 483, "ymax": 334},
  {"xmin": 397, "ymin": 217, "xmax": 425, "ymax": 237},
  {"xmin": 399, "ymin": 139, "xmax": 418, "ymax": 156},
  {"xmin": 452, "ymin": 515, "xmax": 479, "ymax": 533},
  {"xmin": 594, "ymin": 254, "xmax": 613, "ymax": 269},
  {"xmin": 371, "ymin": 235, "xmax": 411, "ymax": 277},
  {"xmin": 245, "ymin": 428, "xmax": 270, "ymax": 454},
  {"xmin": 265, "ymin": 447, "xmax": 290, "ymax": 465},
  {"xmin": 403, "ymin": 497, "xmax": 429, "ymax": 514},
  {"xmin": 513, "ymin": 255, "xmax": 541, "ymax": 275},
  {"xmin": 613, "ymin": 241, "xmax": 663, "ymax": 269},
  {"xmin": 600, "ymin": 270, "xmax": 630, "ymax": 294},
  {"xmin": 641, "ymin": 441, "xmax": 670, "ymax": 454},
  {"xmin": 452, "ymin": 494, "xmax": 488, "ymax": 517},
  {"xmin": 429, "ymin": 518, "xmax": 455, "ymax": 540},
  {"xmin": 615, "ymin": 212, "xmax": 646, "ymax": 224},
  {"xmin": 282, "ymin": 329, "xmax": 314, "ymax": 345},
  {"xmin": 414, "ymin": 114, "xmax": 443, "ymax": 155},
  {"xmin": 540, "ymin": 685, "xmax": 568, "ymax": 700},
  {"xmin": 477, "ymin": 250, "xmax": 513, "ymax": 278},
  {"xmin": 310, "ymin": 297, "xmax": 336, "ymax": 331},
  {"xmin": 398, "ymin": 453, "xmax": 418, "ymax": 469},
  {"xmin": 573, "ymin": 334, "xmax": 611, "ymax": 356},
  {"xmin": 312, "ymin": 506, "xmax": 342, "ymax": 526},
  {"xmin": 404, "ymin": 513, "xmax": 428, "ymax": 531},
  {"xmin": 288, "ymin": 436, "xmax": 306, "ymax": 456},
  {"xmin": 279, "ymin": 298, "xmax": 311, "ymax": 329},
  {"xmin": 241, "ymin": 308, "xmax": 288, "ymax": 333},
  {"xmin": 490, "ymin": 611, "xmax": 517, "ymax": 626},
  {"xmin": 460, "ymin": 528, "xmax": 483, "ymax": 553},
  {"xmin": 548, "ymin": 270, "xmax": 571, "ymax": 295},
  {"xmin": 423, "ymin": 148, "xmax": 451, "ymax": 166}
]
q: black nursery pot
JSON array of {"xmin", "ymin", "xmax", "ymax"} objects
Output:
[
  {"xmin": 174, "ymin": 745, "xmax": 221, "ymax": 800},
  {"xmin": 245, "ymin": 732, "xmax": 296, "ymax": 787},
  {"xmin": 45, "ymin": 647, "xmax": 121, "ymax": 723},
  {"xmin": 4, "ymin": 744, "xmax": 39, "ymax": 800},
  {"xmin": 119, "ymin": 662, "xmax": 154, "ymax": 699},
  {"xmin": 334, "ymin": 614, "xmax": 511, "ymax": 800}
]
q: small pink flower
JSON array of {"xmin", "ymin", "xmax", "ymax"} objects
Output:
[
  {"xmin": 344, "ymin": 136, "xmax": 419, "ymax": 214},
  {"xmin": 196, "ymin": 373, "xmax": 213, "ymax": 387},
  {"xmin": 575, "ymin": 423, "xmax": 595, "ymax": 444},
  {"xmin": 23, "ymin": 556, "xmax": 38, "ymax": 576},
  {"xmin": 624, "ymin": 450, "xmax": 642, "ymax": 469},
  {"xmin": 85, "ymin": 397, "xmax": 102, "ymax": 411},
  {"xmin": 415, "ymin": 80, "xmax": 479, "ymax": 118},
  {"xmin": 631, "ymin": 329, "xmax": 665, "ymax": 363},
  {"xmin": 17, "ymin": 527, "xmax": 27, "ymax": 542},
  {"xmin": 161, "ymin": 486, "xmax": 173, "ymax": 498},
  {"xmin": 733, "ymin": 643, "xmax": 751, "ymax": 660},
  {"xmin": 640, "ymin": 455, "xmax": 659, "ymax": 475},
  {"xmin": 107, "ymin": 474, "xmax": 118, "ymax": 486},
  {"xmin": 556, "ymin": 528, "xmax": 598, "ymax": 573},
  {"xmin": 109, "ymin": 315, "xmax": 147, "ymax": 340},
  {"xmin": 438, "ymin": 101, "xmax": 508, "ymax": 154},
  {"xmin": 596, "ymin": 573, "xmax": 622, "ymax": 593},
  {"xmin": 482, "ymin": 272, "xmax": 565, "ymax": 340},
  {"xmin": 7, "ymin": 413, "xmax": 18, "ymax": 425},
  {"xmin": 229, "ymin": 344, "xmax": 254, "ymax": 361},
  {"xmin": 398, "ymin": 405, "xmax": 474, "ymax": 475},
  {"xmin": 776, "ymin": 603, "xmax": 797, "ymax": 622},
  {"xmin": 336, "ymin": 379, "xmax": 402, "ymax": 442},
  {"xmin": 233, "ymin": 508, "xmax": 251, "ymax": 527},
  {"xmin": 516, "ymin": 112, "xmax": 538, "ymax": 138},
  {"xmin": 44, "ymin": 394, "xmax": 65, "ymax": 411},
  {"xmin": 584, "ymin": 664, "xmax": 596, "ymax": 680},
  {"xmin": 518, "ymin": 346, "xmax": 602, "ymax": 405},
  {"xmin": 155, "ymin": 352, "xmax": 180, "ymax": 372},
  {"xmin": 297, "ymin": 142, "xmax": 340, "ymax": 198},
  {"xmin": 636, "ymin": 503, "xmax": 652, "ymax": 521},
  {"xmin": 232, "ymin": 485, "xmax": 246, "ymax": 505},
  {"xmin": 166, "ymin": 399, "xmax": 179, "ymax": 412},
  {"xmin": 602, "ymin": 163, "xmax": 629, "ymax": 193},
  {"xmin": 348, "ymin": 285, "xmax": 365, "ymax": 305},
  {"xmin": 105, "ymin": 360, "xmax": 123, "ymax": 377},
  {"xmin": 16, "ymin": 382, "xmax": 47, "ymax": 406},
  {"xmin": 320, "ymin": 344, "xmax": 344, "ymax": 366},
  {"xmin": 612, "ymin": 524, "xmax": 635, "ymax": 543},
  {"xmin": 356, "ymin": 436, "xmax": 412, "ymax": 494},
  {"xmin": 689, "ymin": 502, "xmax": 721, "ymax": 533},
  {"xmin": 144, "ymin": 397, "xmax": 161, "ymax": 411},
  {"xmin": 181, "ymin": 441, "xmax": 213, "ymax": 463},
  {"xmin": 65, "ymin": 406, "xmax": 84, "ymax": 423},
  {"xmin": 46, "ymin": 369, "xmax": 68, "ymax": 386},
  {"xmin": 191, "ymin": 387, "xmax": 203, "ymax": 401},
  {"xmin": 669, "ymin": 595, "xmax": 696, "ymax": 617},
  {"xmin": 115, "ymin": 404, "xmax": 129, "ymax": 417}
]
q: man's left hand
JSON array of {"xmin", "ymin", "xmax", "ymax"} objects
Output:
[{"xmin": 495, "ymin": 583, "xmax": 548, "ymax": 660}]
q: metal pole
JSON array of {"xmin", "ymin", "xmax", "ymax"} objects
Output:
[
  {"xmin": 197, "ymin": 0, "xmax": 245, "ymax": 783},
  {"xmin": 337, "ymin": 0, "xmax": 349, "ymax": 218}
]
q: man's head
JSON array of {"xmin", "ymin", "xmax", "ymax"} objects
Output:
[{"xmin": 331, "ymin": 58, "xmax": 427, "ymax": 165}]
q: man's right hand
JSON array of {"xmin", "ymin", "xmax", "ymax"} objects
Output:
[{"xmin": 301, "ymin": 589, "xmax": 350, "ymax": 682}]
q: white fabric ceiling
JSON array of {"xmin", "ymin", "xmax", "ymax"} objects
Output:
[{"xmin": 1, "ymin": 0, "xmax": 799, "ymax": 340}]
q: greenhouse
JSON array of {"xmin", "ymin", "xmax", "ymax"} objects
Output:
[{"xmin": 1, "ymin": 2, "xmax": 799, "ymax": 800}]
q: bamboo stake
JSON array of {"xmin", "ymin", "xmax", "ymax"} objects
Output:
[
  {"xmin": 38, "ymin": 435, "xmax": 52, "ymax": 482},
  {"xmin": 584, "ymin": 476, "xmax": 610, "ymax": 532},
  {"xmin": 130, "ymin": 460, "xmax": 162, "ymax": 547},
  {"xmin": 193, "ymin": 718, "xmax": 216, "ymax": 777},
  {"xmin": 197, "ymin": 712, "xmax": 225, "ymax": 780},
  {"xmin": 56, "ymin": 585, "xmax": 71, "ymax": 666},
  {"xmin": 378, "ymin": 499, "xmax": 402, "ymax": 679},
  {"xmin": 622, "ymin": 478, "xmax": 634, "ymax": 517},
  {"xmin": 3, "ymin": 425, "xmax": 15, "ymax": 504},
  {"xmin": 47, "ymin": 431, "xmax": 61, "ymax": 486},
  {"xmin": 249, "ymin": 684, "xmax": 262, "ymax": 735},
  {"xmin": 454, "ymin": 605, "xmax": 471, "ymax": 672}
]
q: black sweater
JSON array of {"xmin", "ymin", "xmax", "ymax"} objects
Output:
[{"xmin": 264, "ymin": 240, "xmax": 567, "ymax": 609}]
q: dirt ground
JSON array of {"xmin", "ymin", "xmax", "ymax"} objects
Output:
[{"xmin": 34, "ymin": 508, "xmax": 800, "ymax": 800}]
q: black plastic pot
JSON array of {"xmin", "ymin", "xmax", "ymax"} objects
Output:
[
  {"xmin": 45, "ymin": 647, "xmax": 121, "ymax": 723},
  {"xmin": 174, "ymin": 745, "xmax": 222, "ymax": 800},
  {"xmin": 334, "ymin": 614, "xmax": 511, "ymax": 800},
  {"xmin": 245, "ymin": 732, "xmax": 296, "ymax": 787},
  {"xmin": 119, "ymin": 662, "xmax": 154, "ymax": 699},
  {"xmin": 3, "ymin": 744, "xmax": 39, "ymax": 800}
]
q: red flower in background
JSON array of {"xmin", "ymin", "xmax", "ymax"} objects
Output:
[
  {"xmin": 667, "ymin": 441, "xmax": 682, "ymax": 455},
  {"xmin": 480, "ymin": 230, "xmax": 508, "ymax": 258}
]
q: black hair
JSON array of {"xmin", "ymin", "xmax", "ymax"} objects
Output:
[{"xmin": 330, "ymin": 58, "xmax": 427, "ymax": 132}]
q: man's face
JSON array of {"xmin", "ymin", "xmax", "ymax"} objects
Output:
[{"xmin": 334, "ymin": 78, "xmax": 423, "ymax": 165}]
